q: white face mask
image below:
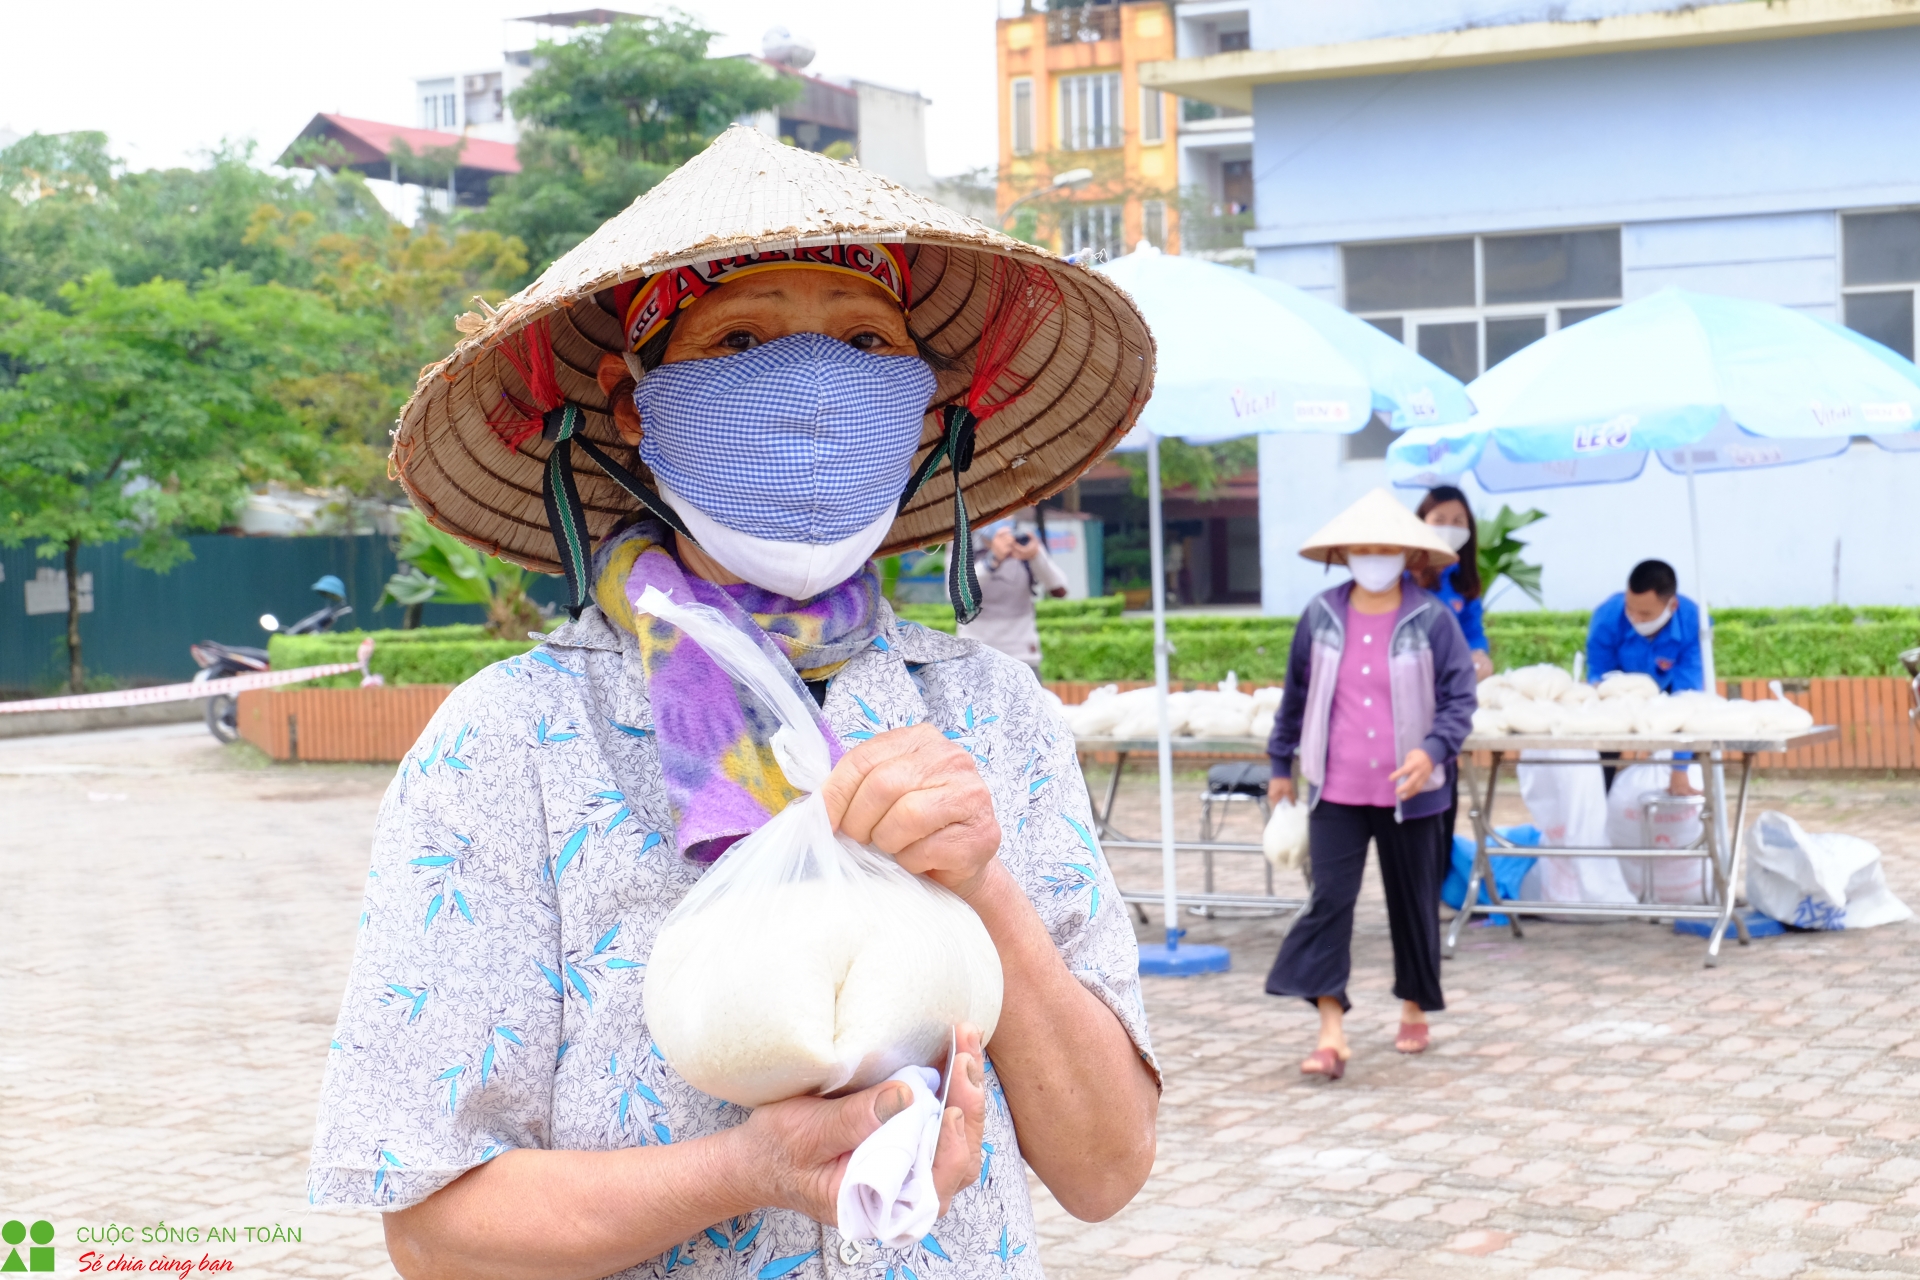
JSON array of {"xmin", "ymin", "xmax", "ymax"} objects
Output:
[
  {"xmin": 1431, "ymin": 523, "xmax": 1471, "ymax": 553},
  {"xmin": 1629, "ymin": 603, "xmax": 1674, "ymax": 638},
  {"xmin": 1348, "ymin": 552, "xmax": 1407, "ymax": 593},
  {"xmin": 658, "ymin": 478, "xmax": 896, "ymax": 601}
]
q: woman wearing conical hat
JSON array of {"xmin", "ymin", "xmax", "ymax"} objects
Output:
[
  {"xmin": 308, "ymin": 128, "xmax": 1159, "ymax": 1278},
  {"xmin": 1263, "ymin": 490, "xmax": 1479, "ymax": 1078}
]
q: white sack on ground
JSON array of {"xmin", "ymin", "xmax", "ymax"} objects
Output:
[
  {"xmin": 1606, "ymin": 762, "xmax": 1708, "ymax": 905},
  {"xmin": 638, "ymin": 587, "xmax": 1003, "ymax": 1107},
  {"xmin": 1518, "ymin": 749, "xmax": 1635, "ymax": 904},
  {"xmin": 1747, "ymin": 810, "xmax": 1913, "ymax": 930}
]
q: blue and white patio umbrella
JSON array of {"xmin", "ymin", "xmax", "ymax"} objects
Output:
[
  {"xmin": 1101, "ymin": 247, "xmax": 1473, "ymax": 442},
  {"xmin": 1095, "ymin": 247, "xmax": 1474, "ymax": 972},
  {"xmin": 1386, "ymin": 287, "xmax": 1920, "ymax": 856},
  {"xmin": 1387, "ymin": 289, "xmax": 1920, "ymax": 493}
]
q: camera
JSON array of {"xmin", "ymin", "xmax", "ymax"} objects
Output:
[{"xmin": 1015, "ymin": 533, "xmax": 1034, "ymax": 546}]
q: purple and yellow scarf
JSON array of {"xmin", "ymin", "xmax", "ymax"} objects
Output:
[{"xmin": 593, "ymin": 521, "xmax": 885, "ymax": 862}]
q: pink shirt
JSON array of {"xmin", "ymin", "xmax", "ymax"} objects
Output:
[{"xmin": 1320, "ymin": 604, "xmax": 1398, "ymax": 807}]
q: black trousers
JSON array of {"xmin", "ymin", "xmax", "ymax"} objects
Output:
[{"xmin": 1265, "ymin": 801, "xmax": 1447, "ymax": 1014}]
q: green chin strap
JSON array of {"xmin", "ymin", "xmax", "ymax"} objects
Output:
[
  {"xmin": 539, "ymin": 403, "xmax": 693, "ymax": 617},
  {"xmin": 898, "ymin": 404, "xmax": 983, "ymax": 624}
]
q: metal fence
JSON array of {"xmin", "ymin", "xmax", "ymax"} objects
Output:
[{"xmin": 0, "ymin": 534, "xmax": 568, "ymax": 696}]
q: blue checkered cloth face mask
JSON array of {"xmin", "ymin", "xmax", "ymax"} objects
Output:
[
  {"xmin": 634, "ymin": 332, "xmax": 937, "ymax": 598},
  {"xmin": 637, "ymin": 332, "xmax": 936, "ymax": 542}
]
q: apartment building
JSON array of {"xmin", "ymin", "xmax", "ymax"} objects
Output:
[{"xmin": 995, "ymin": 0, "xmax": 1180, "ymax": 259}]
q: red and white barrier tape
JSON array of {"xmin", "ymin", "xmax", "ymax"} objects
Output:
[{"xmin": 0, "ymin": 638, "xmax": 378, "ymax": 714}]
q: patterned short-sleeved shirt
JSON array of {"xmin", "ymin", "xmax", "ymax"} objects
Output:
[{"xmin": 308, "ymin": 603, "xmax": 1155, "ymax": 1280}]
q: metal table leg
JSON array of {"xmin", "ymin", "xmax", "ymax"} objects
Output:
[
  {"xmin": 1095, "ymin": 750, "xmax": 1129, "ymax": 840},
  {"xmin": 1705, "ymin": 753, "xmax": 1757, "ymax": 966},
  {"xmin": 1446, "ymin": 751, "xmax": 1522, "ymax": 954}
]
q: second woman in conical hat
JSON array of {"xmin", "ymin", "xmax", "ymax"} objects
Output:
[
  {"xmin": 310, "ymin": 127, "xmax": 1160, "ymax": 1279},
  {"xmin": 1263, "ymin": 488, "xmax": 1478, "ymax": 1078}
]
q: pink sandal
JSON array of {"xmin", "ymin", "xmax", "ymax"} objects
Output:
[
  {"xmin": 1300, "ymin": 1048, "xmax": 1348, "ymax": 1079},
  {"xmin": 1396, "ymin": 1022, "xmax": 1431, "ymax": 1054}
]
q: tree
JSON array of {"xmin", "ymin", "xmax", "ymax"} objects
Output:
[
  {"xmin": 480, "ymin": 14, "xmax": 797, "ymax": 277},
  {"xmin": 1112, "ymin": 436, "xmax": 1259, "ymax": 501},
  {"xmin": 0, "ymin": 273, "xmax": 352, "ymax": 689},
  {"xmin": 242, "ymin": 205, "xmax": 528, "ymax": 494}
]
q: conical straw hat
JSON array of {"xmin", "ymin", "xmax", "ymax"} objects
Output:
[
  {"xmin": 390, "ymin": 125, "xmax": 1155, "ymax": 575},
  {"xmin": 1298, "ymin": 488, "xmax": 1459, "ymax": 566}
]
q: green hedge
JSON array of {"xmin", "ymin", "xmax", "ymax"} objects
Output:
[
  {"xmin": 897, "ymin": 603, "xmax": 1920, "ymax": 684},
  {"xmin": 270, "ymin": 627, "xmax": 548, "ymax": 687},
  {"xmin": 269, "ymin": 605, "xmax": 1920, "ymax": 690}
]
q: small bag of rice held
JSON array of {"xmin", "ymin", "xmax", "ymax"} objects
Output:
[{"xmin": 636, "ymin": 587, "xmax": 1003, "ymax": 1108}]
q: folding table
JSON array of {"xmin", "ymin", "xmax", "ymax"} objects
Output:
[{"xmin": 1448, "ymin": 727, "xmax": 1838, "ymax": 966}]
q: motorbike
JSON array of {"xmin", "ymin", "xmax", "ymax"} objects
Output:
[{"xmin": 191, "ymin": 575, "xmax": 353, "ymax": 742}]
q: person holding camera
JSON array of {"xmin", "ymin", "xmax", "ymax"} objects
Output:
[{"xmin": 957, "ymin": 519, "xmax": 1069, "ymax": 674}]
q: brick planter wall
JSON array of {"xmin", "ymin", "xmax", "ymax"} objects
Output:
[
  {"xmin": 1721, "ymin": 677, "xmax": 1917, "ymax": 771},
  {"xmin": 237, "ymin": 685, "xmax": 453, "ymax": 763}
]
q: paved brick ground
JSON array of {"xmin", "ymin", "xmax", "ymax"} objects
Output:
[
  {"xmin": 3, "ymin": 724, "xmax": 1918, "ymax": 1278},
  {"xmin": 1071, "ymin": 763, "xmax": 1920, "ymax": 1280}
]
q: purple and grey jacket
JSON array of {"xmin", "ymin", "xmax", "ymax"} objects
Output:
[{"xmin": 1267, "ymin": 577, "xmax": 1479, "ymax": 821}]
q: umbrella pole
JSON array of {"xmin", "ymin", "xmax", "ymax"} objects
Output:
[
  {"xmin": 1149, "ymin": 433, "xmax": 1180, "ymax": 948},
  {"xmin": 1136, "ymin": 433, "xmax": 1229, "ymax": 976},
  {"xmin": 1684, "ymin": 453, "xmax": 1733, "ymax": 879}
]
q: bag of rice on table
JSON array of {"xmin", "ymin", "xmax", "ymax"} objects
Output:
[{"xmin": 637, "ymin": 587, "xmax": 1003, "ymax": 1108}]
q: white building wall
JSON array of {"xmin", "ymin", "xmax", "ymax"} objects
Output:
[
  {"xmin": 1624, "ymin": 212, "xmax": 1837, "ymax": 317},
  {"xmin": 852, "ymin": 81, "xmax": 932, "ymax": 194}
]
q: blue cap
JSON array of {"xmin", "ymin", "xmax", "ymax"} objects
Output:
[{"xmin": 311, "ymin": 574, "xmax": 346, "ymax": 598}]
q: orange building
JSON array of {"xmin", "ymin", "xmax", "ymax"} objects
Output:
[{"xmin": 995, "ymin": 1, "xmax": 1179, "ymax": 259}]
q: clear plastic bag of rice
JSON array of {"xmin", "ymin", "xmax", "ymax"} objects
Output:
[
  {"xmin": 636, "ymin": 586, "xmax": 1003, "ymax": 1108},
  {"xmin": 1263, "ymin": 798, "xmax": 1310, "ymax": 871}
]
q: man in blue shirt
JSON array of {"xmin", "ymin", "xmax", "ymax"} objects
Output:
[{"xmin": 1588, "ymin": 559, "xmax": 1703, "ymax": 795}]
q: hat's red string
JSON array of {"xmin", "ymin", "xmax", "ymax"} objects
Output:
[
  {"xmin": 486, "ymin": 319, "xmax": 565, "ymax": 452},
  {"xmin": 960, "ymin": 258, "xmax": 1062, "ymax": 424}
]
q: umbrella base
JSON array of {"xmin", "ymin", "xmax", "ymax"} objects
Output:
[{"xmin": 1138, "ymin": 941, "xmax": 1231, "ymax": 976}]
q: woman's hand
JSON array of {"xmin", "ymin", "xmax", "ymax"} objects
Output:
[
  {"xmin": 1471, "ymin": 649, "xmax": 1494, "ymax": 681},
  {"xmin": 384, "ymin": 1030, "xmax": 991, "ymax": 1280},
  {"xmin": 733, "ymin": 1024, "xmax": 988, "ymax": 1224},
  {"xmin": 1389, "ymin": 748, "xmax": 1434, "ymax": 801},
  {"xmin": 821, "ymin": 724, "xmax": 1003, "ymax": 900},
  {"xmin": 1268, "ymin": 776, "xmax": 1296, "ymax": 807}
]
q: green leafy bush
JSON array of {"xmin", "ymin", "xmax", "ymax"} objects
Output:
[
  {"xmin": 269, "ymin": 606, "xmax": 1920, "ymax": 691},
  {"xmin": 269, "ymin": 626, "xmax": 548, "ymax": 687},
  {"xmin": 903, "ymin": 605, "xmax": 1920, "ymax": 684}
]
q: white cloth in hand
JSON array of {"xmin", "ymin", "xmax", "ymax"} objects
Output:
[{"xmin": 836, "ymin": 1065, "xmax": 944, "ymax": 1249}]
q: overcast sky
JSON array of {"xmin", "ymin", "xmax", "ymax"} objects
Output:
[{"xmin": 0, "ymin": 0, "xmax": 1007, "ymax": 177}]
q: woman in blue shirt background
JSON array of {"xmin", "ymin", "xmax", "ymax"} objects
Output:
[
  {"xmin": 1414, "ymin": 487, "xmax": 1493, "ymax": 681},
  {"xmin": 1414, "ymin": 487, "xmax": 1492, "ymax": 865}
]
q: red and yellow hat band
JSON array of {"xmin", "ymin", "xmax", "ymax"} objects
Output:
[{"xmin": 622, "ymin": 243, "xmax": 912, "ymax": 352}]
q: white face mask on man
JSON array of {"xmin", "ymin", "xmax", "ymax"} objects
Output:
[
  {"xmin": 1629, "ymin": 603, "xmax": 1675, "ymax": 638},
  {"xmin": 1347, "ymin": 552, "xmax": 1407, "ymax": 593}
]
